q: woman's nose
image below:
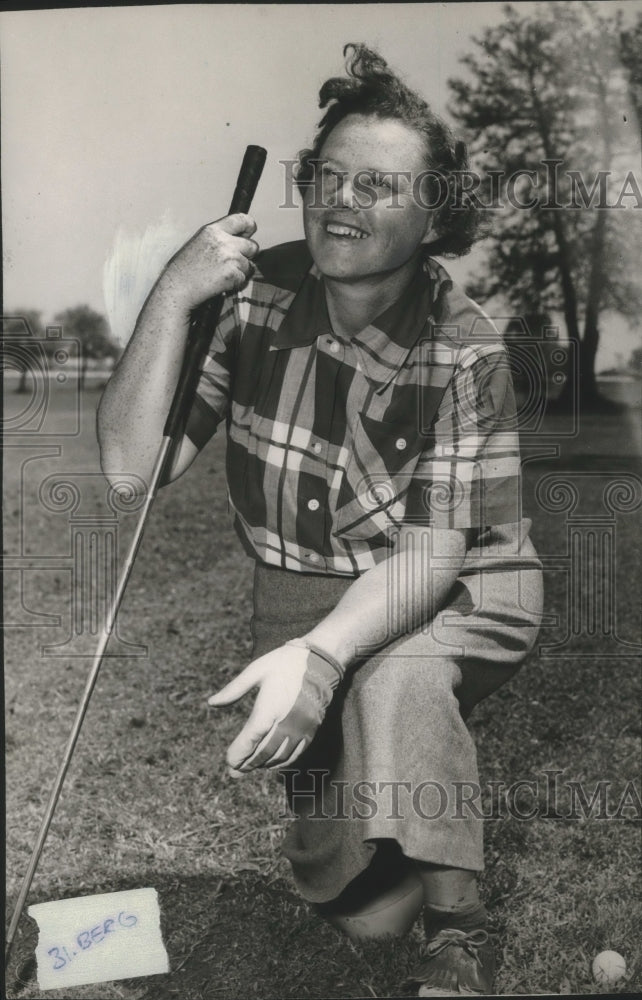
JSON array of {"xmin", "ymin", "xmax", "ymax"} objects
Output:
[{"xmin": 328, "ymin": 173, "xmax": 359, "ymax": 211}]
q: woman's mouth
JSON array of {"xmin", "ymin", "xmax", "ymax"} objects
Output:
[{"xmin": 325, "ymin": 222, "xmax": 369, "ymax": 240}]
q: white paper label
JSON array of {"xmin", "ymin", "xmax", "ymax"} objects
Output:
[{"xmin": 28, "ymin": 887, "xmax": 169, "ymax": 990}]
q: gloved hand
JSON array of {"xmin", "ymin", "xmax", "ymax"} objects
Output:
[{"xmin": 208, "ymin": 638, "xmax": 344, "ymax": 776}]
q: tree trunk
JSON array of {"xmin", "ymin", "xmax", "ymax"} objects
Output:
[
  {"xmin": 578, "ymin": 334, "xmax": 601, "ymax": 402},
  {"xmin": 580, "ymin": 207, "xmax": 608, "ymax": 406},
  {"xmin": 528, "ymin": 78, "xmax": 584, "ymax": 412},
  {"xmin": 539, "ymin": 199, "xmax": 585, "ymax": 412},
  {"xmin": 15, "ymin": 367, "xmax": 28, "ymax": 394},
  {"xmin": 557, "ymin": 58, "xmax": 613, "ymax": 412},
  {"xmin": 555, "ymin": 210, "xmax": 606, "ymax": 411}
]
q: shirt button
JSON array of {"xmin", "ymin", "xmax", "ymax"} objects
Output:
[
  {"xmin": 395, "ymin": 437, "xmax": 407, "ymax": 451},
  {"xmin": 329, "ymin": 341, "xmax": 340, "ymax": 354},
  {"xmin": 307, "ymin": 499, "xmax": 320, "ymax": 511},
  {"xmin": 308, "ymin": 553, "xmax": 320, "ymax": 564},
  {"xmin": 312, "ymin": 442, "xmax": 322, "ymax": 454}
]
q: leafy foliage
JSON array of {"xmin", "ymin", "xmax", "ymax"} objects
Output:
[
  {"xmin": 3, "ymin": 306, "xmax": 119, "ymax": 392},
  {"xmin": 448, "ymin": 2, "xmax": 642, "ymax": 405},
  {"xmin": 628, "ymin": 345, "xmax": 642, "ymax": 374},
  {"xmin": 3, "ymin": 310, "xmax": 48, "ymax": 393},
  {"xmin": 53, "ymin": 305, "xmax": 120, "ymax": 389},
  {"xmin": 53, "ymin": 305, "xmax": 119, "ymax": 363}
]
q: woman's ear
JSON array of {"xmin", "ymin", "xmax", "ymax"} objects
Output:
[{"xmin": 421, "ymin": 211, "xmax": 438, "ymax": 245}]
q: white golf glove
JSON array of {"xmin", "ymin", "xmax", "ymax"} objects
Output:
[{"xmin": 208, "ymin": 638, "xmax": 344, "ymax": 775}]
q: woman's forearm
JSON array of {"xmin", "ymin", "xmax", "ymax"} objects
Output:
[
  {"xmin": 302, "ymin": 527, "xmax": 468, "ymax": 669},
  {"xmin": 97, "ymin": 270, "xmax": 194, "ymax": 485},
  {"xmin": 97, "ymin": 214, "xmax": 258, "ymax": 488}
]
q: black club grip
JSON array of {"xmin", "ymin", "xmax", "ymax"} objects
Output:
[
  {"xmin": 162, "ymin": 145, "xmax": 267, "ymax": 451},
  {"xmin": 229, "ymin": 145, "xmax": 268, "ymax": 215}
]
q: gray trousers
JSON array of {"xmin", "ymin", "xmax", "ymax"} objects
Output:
[{"xmin": 250, "ymin": 521, "xmax": 543, "ymax": 904}]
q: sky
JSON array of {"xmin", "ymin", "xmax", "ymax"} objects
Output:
[{"xmin": 2, "ymin": 2, "xmax": 640, "ymax": 368}]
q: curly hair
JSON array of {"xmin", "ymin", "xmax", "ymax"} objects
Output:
[{"xmin": 296, "ymin": 44, "xmax": 484, "ymax": 258}]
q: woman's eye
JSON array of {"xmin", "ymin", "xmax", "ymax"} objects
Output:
[
  {"xmin": 371, "ymin": 173, "xmax": 391, "ymax": 189},
  {"xmin": 320, "ymin": 167, "xmax": 343, "ymax": 188}
]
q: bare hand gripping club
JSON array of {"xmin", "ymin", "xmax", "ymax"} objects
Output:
[
  {"xmin": 5, "ymin": 144, "xmax": 267, "ymax": 968},
  {"xmin": 163, "ymin": 144, "xmax": 267, "ymax": 462}
]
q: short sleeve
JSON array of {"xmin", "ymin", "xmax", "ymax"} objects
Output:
[
  {"xmin": 405, "ymin": 348, "xmax": 522, "ymax": 528},
  {"xmin": 184, "ymin": 297, "xmax": 239, "ymax": 451}
]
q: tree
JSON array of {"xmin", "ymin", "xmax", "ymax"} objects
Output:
[
  {"xmin": 448, "ymin": 2, "xmax": 642, "ymax": 411},
  {"xmin": 619, "ymin": 12, "xmax": 642, "ymax": 130},
  {"xmin": 3, "ymin": 310, "xmax": 46, "ymax": 393},
  {"xmin": 503, "ymin": 313, "xmax": 557, "ymax": 397},
  {"xmin": 53, "ymin": 305, "xmax": 119, "ymax": 390},
  {"xmin": 628, "ymin": 346, "xmax": 642, "ymax": 375}
]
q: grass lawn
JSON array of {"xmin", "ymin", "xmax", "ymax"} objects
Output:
[{"xmin": 4, "ymin": 382, "xmax": 641, "ymax": 998}]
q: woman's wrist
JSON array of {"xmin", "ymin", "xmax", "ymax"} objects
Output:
[
  {"xmin": 283, "ymin": 638, "xmax": 345, "ymax": 692},
  {"xmin": 153, "ymin": 265, "xmax": 199, "ymax": 322},
  {"xmin": 293, "ymin": 630, "xmax": 357, "ymax": 673}
]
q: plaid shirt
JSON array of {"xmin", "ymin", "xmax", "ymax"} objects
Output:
[{"xmin": 186, "ymin": 241, "xmax": 522, "ymax": 577}]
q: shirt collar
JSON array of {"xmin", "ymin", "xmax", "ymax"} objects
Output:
[
  {"xmin": 273, "ymin": 247, "xmax": 453, "ymax": 387},
  {"xmin": 272, "ymin": 260, "xmax": 333, "ymax": 348}
]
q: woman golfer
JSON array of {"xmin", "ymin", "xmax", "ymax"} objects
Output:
[{"xmin": 99, "ymin": 44, "xmax": 543, "ymax": 997}]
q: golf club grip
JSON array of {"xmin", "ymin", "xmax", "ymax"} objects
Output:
[
  {"xmin": 229, "ymin": 144, "xmax": 268, "ymax": 214},
  {"xmin": 162, "ymin": 145, "xmax": 267, "ymax": 447}
]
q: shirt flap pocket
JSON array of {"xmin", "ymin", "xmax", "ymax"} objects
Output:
[{"xmin": 333, "ymin": 414, "xmax": 429, "ymax": 540}]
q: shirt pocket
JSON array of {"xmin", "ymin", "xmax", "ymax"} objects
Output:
[{"xmin": 333, "ymin": 412, "xmax": 433, "ymax": 540}]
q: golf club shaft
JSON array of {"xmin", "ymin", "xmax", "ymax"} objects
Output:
[
  {"xmin": 5, "ymin": 144, "xmax": 266, "ymax": 967},
  {"xmin": 5, "ymin": 437, "xmax": 171, "ymax": 965}
]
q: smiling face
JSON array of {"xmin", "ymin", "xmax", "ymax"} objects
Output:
[{"xmin": 302, "ymin": 114, "xmax": 435, "ymax": 283}]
